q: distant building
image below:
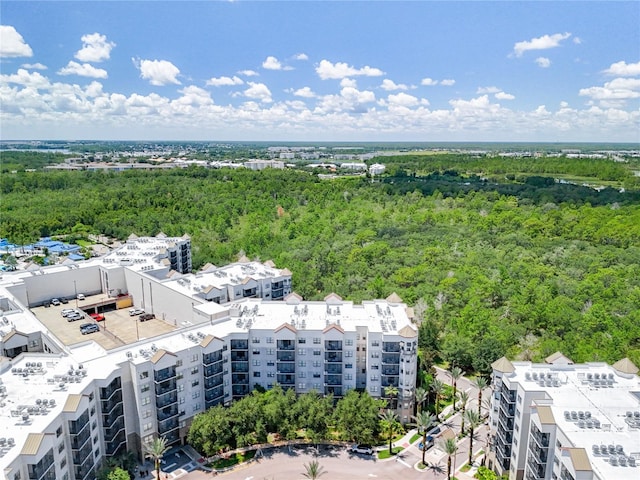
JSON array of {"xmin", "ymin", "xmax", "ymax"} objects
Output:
[
  {"xmin": 339, "ymin": 162, "xmax": 367, "ymax": 171},
  {"xmin": 244, "ymin": 159, "xmax": 285, "ymax": 170},
  {"xmin": 369, "ymin": 163, "xmax": 386, "ymax": 175}
]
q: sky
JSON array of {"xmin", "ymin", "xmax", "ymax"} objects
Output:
[{"xmin": 1, "ymin": 1, "xmax": 639, "ymax": 142}]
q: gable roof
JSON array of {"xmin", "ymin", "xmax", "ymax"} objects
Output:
[
  {"xmin": 63, "ymin": 394, "xmax": 83, "ymax": 413},
  {"xmin": 263, "ymin": 260, "xmax": 276, "ymax": 268},
  {"xmin": 324, "ymin": 293, "xmax": 343, "ymax": 303},
  {"xmin": 238, "ymin": 255, "xmax": 250, "ymax": 263},
  {"xmin": 200, "ymin": 335, "xmax": 223, "ymax": 348},
  {"xmin": 567, "ymin": 448, "xmax": 592, "ymax": 471},
  {"xmin": 323, "ymin": 324, "xmax": 345, "ymax": 334},
  {"xmin": 151, "ymin": 349, "xmax": 177, "ymax": 364},
  {"xmin": 398, "ymin": 325, "xmax": 417, "ymax": 338},
  {"xmin": 491, "ymin": 356, "xmax": 515, "ymax": 373},
  {"xmin": 545, "ymin": 351, "xmax": 573, "ymax": 364},
  {"xmin": 285, "ymin": 292, "xmax": 303, "ymax": 304},
  {"xmin": 21, "ymin": 433, "xmax": 45, "ymax": 456},
  {"xmin": 386, "ymin": 292, "xmax": 403, "ymax": 304},
  {"xmin": 275, "ymin": 323, "xmax": 297, "ymax": 334},
  {"xmin": 2, "ymin": 329, "xmax": 27, "ymax": 342},
  {"xmin": 536, "ymin": 406, "xmax": 556, "ymax": 425}
]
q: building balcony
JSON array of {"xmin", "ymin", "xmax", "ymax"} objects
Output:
[
  {"xmin": 325, "ymin": 341, "xmax": 343, "ymax": 351},
  {"xmin": 154, "ymin": 366, "xmax": 177, "ymax": 383},
  {"xmin": 203, "ymin": 352, "xmax": 223, "ymax": 365},
  {"xmin": 382, "ymin": 377, "xmax": 399, "ymax": 388},
  {"xmin": 277, "ymin": 374, "xmax": 295, "ymax": 385},
  {"xmin": 105, "ymin": 431, "xmax": 126, "ymax": 456},
  {"xmin": 382, "ymin": 342, "xmax": 400, "ymax": 353},
  {"xmin": 277, "ymin": 351, "xmax": 295, "ymax": 361},
  {"xmin": 70, "ymin": 427, "xmax": 90, "ymax": 450},
  {"xmin": 157, "ymin": 405, "xmax": 179, "ymax": 422},
  {"xmin": 232, "ymin": 361, "xmax": 249, "ymax": 373},
  {"xmin": 204, "ymin": 363, "xmax": 224, "ymax": 376},
  {"xmin": 324, "ymin": 375, "xmax": 342, "ymax": 385},
  {"xmin": 497, "ymin": 412, "xmax": 514, "ymax": 431},
  {"xmin": 324, "ymin": 364, "xmax": 342, "ymax": 374},
  {"xmin": 155, "ymin": 391, "xmax": 178, "ymax": 408},
  {"xmin": 158, "ymin": 416, "xmax": 179, "ymax": 434},
  {"xmin": 500, "ymin": 401, "xmax": 515, "ymax": 417},
  {"xmin": 325, "ymin": 352, "xmax": 342, "ymax": 363},
  {"xmin": 277, "ymin": 340, "xmax": 295, "ymax": 351},
  {"xmin": 204, "ymin": 374, "xmax": 224, "ymax": 389},
  {"xmin": 155, "ymin": 382, "xmax": 177, "ymax": 396},
  {"xmin": 104, "ymin": 417, "xmax": 125, "ymax": 441},
  {"xmin": 381, "ymin": 366, "xmax": 399, "ymax": 376},
  {"xmin": 500, "ymin": 387, "xmax": 516, "ymax": 404},
  {"xmin": 277, "ymin": 363, "xmax": 295, "ymax": 374},
  {"xmin": 205, "ymin": 386, "xmax": 224, "ymax": 403},
  {"xmin": 231, "ymin": 340, "xmax": 249, "ymax": 350},
  {"xmin": 100, "ymin": 385, "xmax": 122, "ymax": 402},
  {"xmin": 324, "ymin": 386, "xmax": 343, "ymax": 397},
  {"xmin": 102, "ymin": 403, "xmax": 124, "ymax": 423}
]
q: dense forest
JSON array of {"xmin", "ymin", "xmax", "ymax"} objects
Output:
[{"xmin": 1, "ymin": 152, "xmax": 639, "ymax": 371}]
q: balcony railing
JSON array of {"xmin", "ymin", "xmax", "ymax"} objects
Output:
[
  {"xmin": 277, "ymin": 340, "xmax": 295, "ymax": 351},
  {"xmin": 232, "ymin": 361, "xmax": 249, "ymax": 373},
  {"xmin": 324, "ymin": 364, "xmax": 342, "ymax": 374},
  {"xmin": 156, "ymin": 391, "xmax": 178, "ymax": 408},
  {"xmin": 205, "ymin": 374, "xmax": 224, "ymax": 389},
  {"xmin": 277, "ymin": 352, "xmax": 295, "ymax": 361},
  {"xmin": 104, "ymin": 417, "xmax": 125, "ymax": 440},
  {"xmin": 501, "ymin": 387, "xmax": 516, "ymax": 404},
  {"xmin": 325, "ymin": 352, "xmax": 342, "ymax": 363}
]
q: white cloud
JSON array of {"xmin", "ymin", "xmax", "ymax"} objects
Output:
[
  {"xmin": 58, "ymin": 61, "xmax": 108, "ymax": 79},
  {"xmin": 477, "ymin": 86, "xmax": 501, "ymax": 94},
  {"xmin": 421, "ymin": 77, "xmax": 438, "ymax": 86},
  {"xmin": 440, "ymin": 79, "xmax": 456, "ymax": 86},
  {"xmin": 0, "ymin": 68, "xmax": 51, "ymax": 88},
  {"xmin": 75, "ymin": 33, "xmax": 115, "ymax": 63},
  {"xmin": 381, "ymin": 79, "xmax": 408, "ymax": 91},
  {"xmin": 603, "ymin": 61, "xmax": 640, "ymax": 77},
  {"xmin": 263, "ymin": 56, "xmax": 283, "ymax": 70},
  {"xmin": 206, "ymin": 75, "xmax": 244, "ymax": 87},
  {"xmin": 135, "ymin": 59, "xmax": 181, "ymax": 86},
  {"xmin": 535, "ymin": 57, "xmax": 551, "ymax": 68},
  {"xmin": 294, "ymin": 53, "xmax": 308, "ymax": 61},
  {"xmin": 573, "ymin": 37, "xmax": 582, "ymax": 45},
  {"xmin": 244, "ymin": 82, "xmax": 272, "ymax": 103},
  {"xmin": 238, "ymin": 69, "xmax": 259, "ymax": 77},
  {"xmin": 292, "ymin": 86, "xmax": 315, "ymax": 98},
  {"xmin": 513, "ymin": 32, "xmax": 571, "ymax": 57},
  {"xmin": 387, "ymin": 92, "xmax": 421, "ymax": 107},
  {"xmin": 172, "ymin": 86, "xmax": 214, "ymax": 109},
  {"xmin": 0, "ymin": 26, "xmax": 33, "ymax": 58},
  {"xmin": 315, "ymin": 60, "xmax": 384, "ymax": 80},
  {"xmin": 579, "ymin": 77, "xmax": 640, "ymax": 106},
  {"xmin": 21, "ymin": 63, "xmax": 47, "ymax": 70},
  {"xmin": 340, "ymin": 78, "xmax": 357, "ymax": 88},
  {"xmin": 495, "ymin": 92, "xmax": 515, "ymax": 100}
]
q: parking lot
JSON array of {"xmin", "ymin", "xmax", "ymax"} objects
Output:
[{"xmin": 32, "ymin": 295, "xmax": 177, "ymax": 350}]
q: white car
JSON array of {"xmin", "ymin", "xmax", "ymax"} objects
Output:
[
  {"xmin": 50, "ymin": 298, "xmax": 61, "ymax": 306},
  {"xmin": 61, "ymin": 309, "xmax": 75, "ymax": 317},
  {"xmin": 77, "ymin": 293, "xmax": 85, "ymax": 301},
  {"xmin": 350, "ymin": 444, "xmax": 374, "ymax": 455},
  {"xmin": 129, "ymin": 308, "xmax": 144, "ymax": 316}
]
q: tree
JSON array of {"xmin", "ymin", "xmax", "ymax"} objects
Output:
[
  {"xmin": 187, "ymin": 405, "xmax": 233, "ymax": 455},
  {"xmin": 333, "ymin": 390, "xmax": 385, "ymax": 444},
  {"xmin": 384, "ymin": 385, "xmax": 399, "ymax": 410},
  {"xmin": 413, "ymin": 411, "xmax": 436, "ymax": 467},
  {"xmin": 4, "ymin": 255, "xmax": 17, "ymax": 271},
  {"xmin": 430, "ymin": 379, "xmax": 445, "ymax": 418},
  {"xmin": 457, "ymin": 390, "xmax": 470, "ymax": 434},
  {"xmin": 473, "ymin": 377, "xmax": 488, "ymax": 418},
  {"xmin": 302, "ymin": 459, "xmax": 327, "ymax": 479},
  {"xmin": 449, "ymin": 367, "xmax": 463, "ymax": 408},
  {"xmin": 379, "ymin": 409, "xmax": 400, "ymax": 455},
  {"xmin": 415, "ymin": 386, "xmax": 428, "ymax": 414},
  {"xmin": 442, "ymin": 437, "xmax": 459, "ymax": 480},
  {"xmin": 107, "ymin": 468, "xmax": 130, "ymax": 480},
  {"xmin": 144, "ymin": 436, "xmax": 169, "ymax": 480},
  {"xmin": 464, "ymin": 409, "xmax": 482, "ymax": 466}
]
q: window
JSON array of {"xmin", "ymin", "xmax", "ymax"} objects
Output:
[
  {"xmin": 252, "ymin": 337, "xmax": 260, "ymax": 344},
  {"xmin": 88, "ymin": 392, "xmax": 94, "ymax": 401},
  {"xmin": 178, "ymin": 384, "xmax": 184, "ymax": 392},
  {"xmin": 371, "ymin": 364, "xmax": 379, "ymax": 370},
  {"xmin": 313, "ymin": 349, "xmax": 321, "ymax": 356},
  {"xmin": 298, "ymin": 360, "xmax": 307, "ymax": 367},
  {"xmin": 345, "ymin": 373, "xmax": 352, "ymax": 380},
  {"xmin": 192, "ymin": 380, "xmax": 199, "ymax": 387},
  {"xmin": 139, "ymin": 371, "xmax": 149, "ymax": 379},
  {"xmin": 193, "ymin": 403, "xmax": 201, "ymax": 412},
  {"xmin": 179, "ymin": 397, "xmax": 185, "ymax": 404},
  {"xmin": 191, "ymin": 367, "xmax": 199, "ymax": 375},
  {"xmin": 298, "ymin": 348, "xmax": 306, "ymax": 355},
  {"xmin": 56, "ymin": 426, "xmax": 62, "ymax": 437},
  {"xmin": 90, "ymin": 406, "xmax": 95, "ymax": 416},
  {"xmin": 345, "ymin": 339, "xmax": 353, "ymax": 346},
  {"xmin": 143, "ymin": 410, "xmax": 151, "ymax": 419},
  {"xmin": 370, "ymin": 375, "xmax": 379, "ymax": 381},
  {"xmin": 313, "ymin": 338, "xmax": 321, "ymax": 344},
  {"xmin": 14, "ymin": 473, "xmax": 21, "ymax": 480},
  {"xmin": 143, "ymin": 423, "xmax": 153, "ymax": 431},
  {"xmin": 345, "ymin": 363, "xmax": 353, "ymax": 369},
  {"xmin": 252, "ymin": 349, "xmax": 260, "ymax": 355},
  {"xmin": 298, "ymin": 338, "xmax": 306, "ymax": 344},
  {"xmin": 192, "ymin": 391, "xmax": 201, "ymax": 399},
  {"xmin": 60, "ymin": 458, "xmax": 67, "ymax": 470},
  {"xmin": 371, "ymin": 341, "xmax": 380, "ymax": 347},
  {"xmin": 141, "ymin": 397, "xmax": 150, "ymax": 406},
  {"xmin": 267, "ymin": 361, "xmax": 275, "ymax": 366},
  {"xmin": 143, "ymin": 435, "xmax": 153, "ymax": 444},
  {"xmin": 141, "ymin": 383, "xmax": 150, "ymax": 393},
  {"xmin": 29, "ymin": 340, "xmax": 39, "ymax": 347},
  {"xmin": 267, "ymin": 348, "xmax": 275, "ymax": 355},
  {"xmin": 176, "ymin": 360, "xmax": 183, "ymax": 367},
  {"xmin": 253, "ymin": 372, "xmax": 261, "ymax": 377},
  {"xmin": 266, "ymin": 337, "xmax": 274, "ymax": 344},
  {"xmin": 371, "ymin": 352, "xmax": 380, "ymax": 358},
  {"xmin": 313, "ymin": 361, "xmax": 322, "ymax": 368},
  {"xmin": 298, "ymin": 383, "xmax": 306, "ymax": 389},
  {"xmin": 91, "ymin": 420, "xmax": 97, "ymax": 430},
  {"xmin": 94, "ymin": 449, "xmax": 100, "ymax": 458},
  {"xmin": 345, "ymin": 351, "xmax": 353, "ymax": 357},
  {"xmin": 371, "ymin": 386, "xmax": 378, "ymax": 392},
  {"xmin": 299, "ymin": 372, "xmax": 306, "ymax": 378},
  {"xmin": 517, "ymin": 394, "xmax": 522, "ymax": 404},
  {"xmin": 180, "ymin": 420, "xmax": 187, "ymax": 428},
  {"xmin": 252, "ymin": 359, "xmax": 261, "ymax": 366},
  {"xmin": 58, "ymin": 442, "xmax": 65, "ymax": 453},
  {"xmin": 267, "ymin": 372, "xmax": 275, "ymax": 378},
  {"xmin": 93, "ymin": 435, "xmax": 98, "ymax": 444},
  {"xmin": 191, "ymin": 354, "xmax": 198, "ymax": 362}
]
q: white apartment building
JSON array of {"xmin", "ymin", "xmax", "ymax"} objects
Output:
[
  {"xmin": 0, "ymin": 235, "xmax": 417, "ymax": 480},
  {"xmin": 489, "ymin": 353, "xmax": 640, "ymax": 480}
]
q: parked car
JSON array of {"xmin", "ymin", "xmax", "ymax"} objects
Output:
[
  {"xmin": 90, "ymin": 313, "xmax": 105, "ymax": 322},
  {"xmin": 129, "ymin": 308, "xmax": 144, "ymax": 316},
  {"xmin": 66, "ymin": 312, "xmax": 84, "ymax": 322},
  {"xmin": 139, "ymin": 313, "xmax": 155, "ymax": 322},
  {"xmin": 80, "ymin": 323, "xmax": 99, "ymax": 335},
  {"xmin": 50, "ymin": 298, "xmax": 61, "ymax": 306},
  {"xmin": 350, "ymin": 444, "xmax": 374, "ymax": 455},
  {"xmin": 61, "ymin": 309, "xmax": 75, "ymax": 317},
  {"xmin": 77, "ymin": 294, "xmax": 85, "ymax": 301},
  {"xmin": 60, "ymin": 297, "xmax": 69, "ymax": 304}
]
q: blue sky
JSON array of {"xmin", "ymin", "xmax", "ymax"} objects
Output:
[{"xmin": 1, "ymin": 1, "xmax": 639, "ymax": 142}]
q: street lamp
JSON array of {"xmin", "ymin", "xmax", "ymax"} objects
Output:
[{"xmin": 73, "ymin": 280, "xmax": 78, "ymax": 308}]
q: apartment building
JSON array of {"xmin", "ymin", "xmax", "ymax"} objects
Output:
[
  {"xmin": 0, "ymin": 235, "xmax": 417, "ymax": 480},
  {"xmin": 489, "ymin": 354, "xmax": 640, "ymax": 480}
]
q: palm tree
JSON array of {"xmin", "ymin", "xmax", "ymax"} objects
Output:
[
  {"xmin": 379, "ymin": 409, "xmax": 399, "ymax": 455},
  {"xmin": 464, "ymin": 409, "xmax": 482, "ymax": 466},
  {"xmin": 302, "ymin": 459, "xmax": 327, "ymax": 479},
  {"xmin": 143, "ymin": 436, "xmax": 169, "ymax": 480},
  {"xmin": 441, "ymin": 437, "xmax": 459, "ymax": 480},
  {"xmin": 415, "ymin": 387, "xmax": 428, "ymax": 414},
  {"xmin": 384, "ymin": 385, "xmax": 399, "ymax": 410},
  {"xmin": 457, "ymin": 390, "xmax": 470, "ymax": 434},
  {"xmin": 449, "ymin": 367, "xmax": 463, "ymax": 409},
  {"xmin": 430, "ymin": 379, "xmax": 445, "ymax": 418},
  {"xmin": 473, "ymin": 376, "xmax": 488, "ymax": 418},
  {"xmin": 412, "ymin": 411, "xmax": 436, "ymax": 467}
]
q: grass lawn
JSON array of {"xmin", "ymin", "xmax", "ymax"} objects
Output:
[
  {"xmin": 378, "ymin": 447, "xmax": 403, "ymax": 459},
  {"xmin": 210, "ymin": 450, "xmax": 256, "ymax": 469},
  {"xmin": 409, "ymin": 433, "xmax": 421, "ymax": 443},
  {"xmin": 460, "ymin": 464, "xmax": 471, "ymax": 472}
]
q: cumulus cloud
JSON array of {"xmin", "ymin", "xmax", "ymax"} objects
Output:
[
  {"xmin": 513, "ymin": 32, "xmax": 571, "ymax": 57},
  {"xmin": 495, "ymin": 92, "xmax": 515, "ymax": 100},
  {"xmin": 58, "ymin": 61, "xmax": 108, "ymax": 79},
  {"xmin": 244, "ymin": 82, "xmax": 272, "ymax": 103},
  {"xmin": 206, "ymin": 75, "xmax": 244, "ymax": 87},
  {"xmin": 477, "ymin": 86, "xmax": 501, "ymax": 94},
  {"xmin": 340, "ymin": 78, "xmax": 357, "ymax": 88},
  {"xmin": 535, "ymin": 57, "xmax": 551, "ymax": 68},
  {"xmin": 381, "ymin": 79, "xmax": 408, "ymax": 91},
  {"xmin": 135, "ymin": 58, "xmax": 181, "ymax": 86},
  {"xmin": 75, "ymin": 33, "xmax": 115, "ymax": 62},
  {"xmin": 316, "ymin": 59, "xmax": 384, "ymax": 80},
  {"xmin": 292, "ymin": 86, "xmax": 315, "ymax": 98},
  {"xmin": 603, "ymin": 61, "xmax": 640, "ymax": 77},
  {"xmin": 238, "ymin": 69, "xmax": 259, "ymax": 77},
  {"xmin": 22, "ymin": 63, "xmax": 47, "ymax": 70},
  {"xmin": 386, "ymin": 92, "xmax": 422, "ymax": 107},
  {"xmin": 0, "ymin": 68, "xmax": 51, "ymax": 88},
  {"xmin": 579, "ymin": 77, "xmax": 640, "ymax": 106},
  {"xmin": 172, "ymin": 86, "xmax": 214, "ymax": 108},
  {"xmin": 421, "ymin": 78, "xmax": 438, "ymax": 86},
  {"xmin": 0, "ymin": 26, "xmax": 33, "ymax": 57},
  {"xmin": 440, "ymin": 79, "xmax": 456, "ymax": 86},
  {"xmin": 263, "ymin": 56, "xmax": 283, "ymax": 70},
  {"xmin": 294, "ymin": 53, "xmax": 308, "ymax": 61},
  {"xmin": 573, "ymin": 37, "xmax": 582, "ymax": 45}
]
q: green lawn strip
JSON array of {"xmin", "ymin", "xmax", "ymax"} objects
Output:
[
  {"xmin": 210, "ymin": 450, "xmax": 256, "ymax": 469},
  {"xmin": 409, "ymin": 433, "xmax": 421, "ymax": 443},
  {"xmin": 377, "ymin": 446, "xmax": 403, "ymax": 459}
]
